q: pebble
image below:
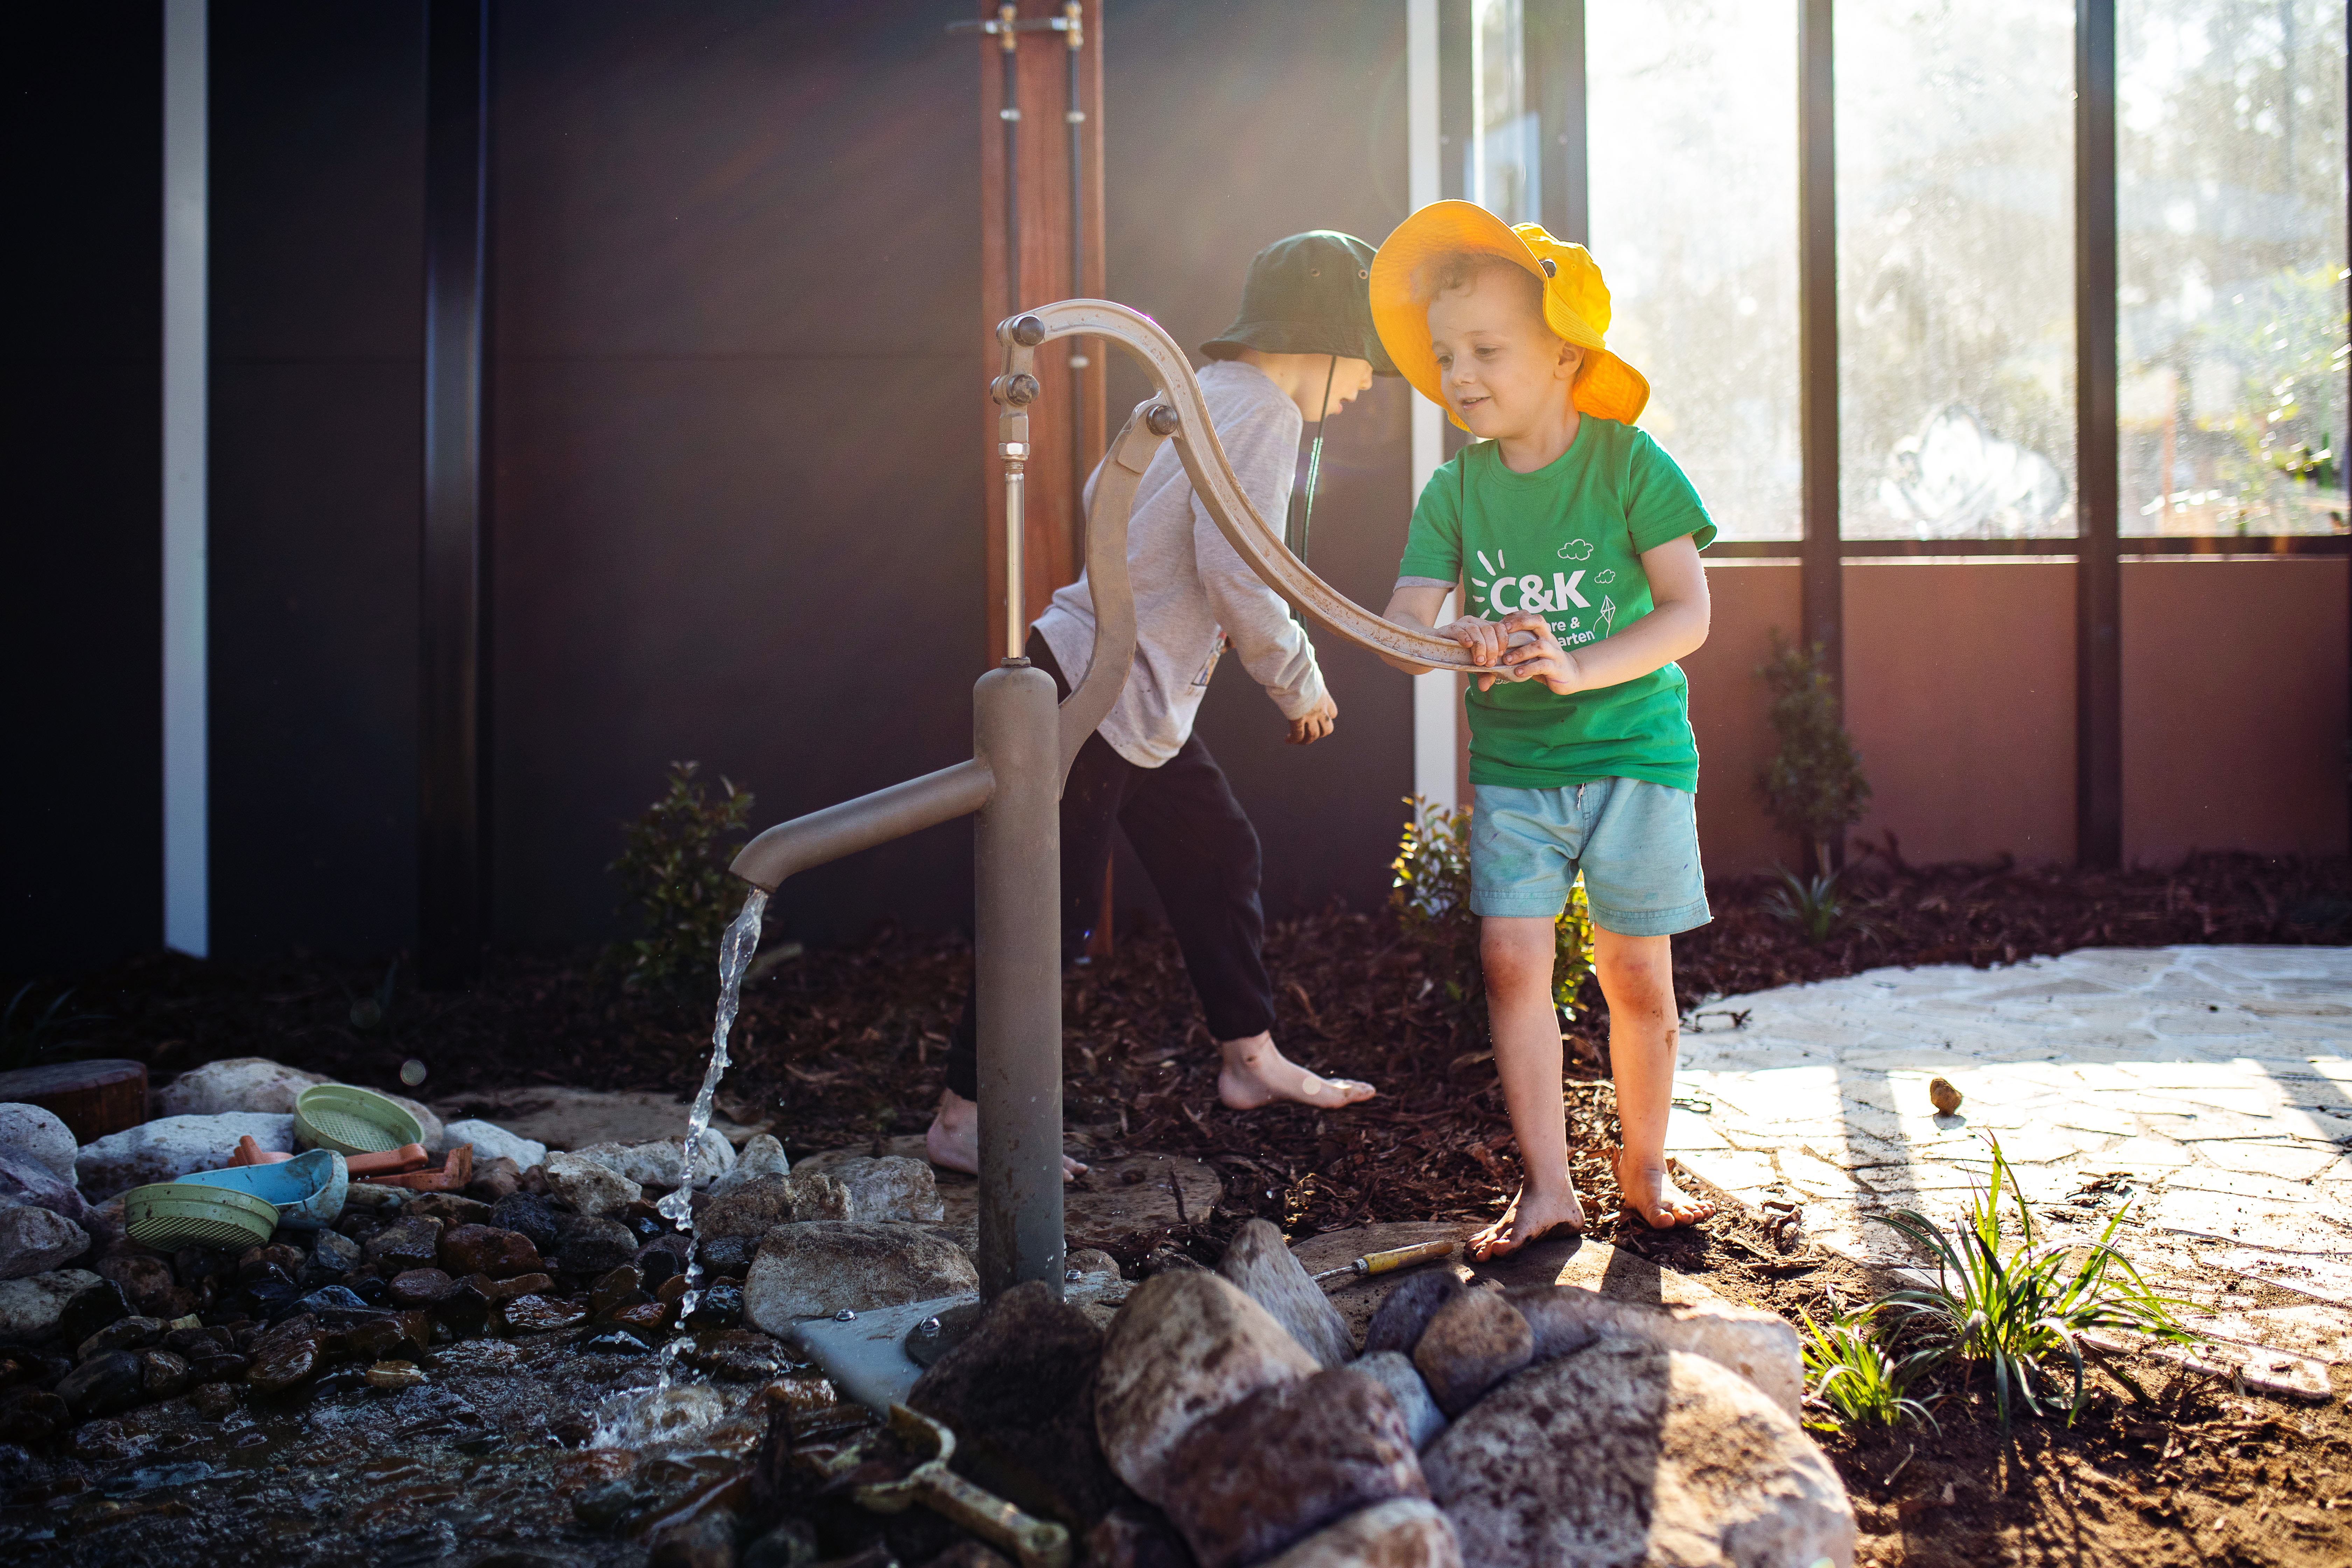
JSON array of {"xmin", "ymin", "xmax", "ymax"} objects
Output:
[
  {"xmin": 77, "ymin": 1314, "xmax": 164, "ymax": 1361},
  {"xmin": 51, "ymin": 1275, "xmax": 128, "ymax": 1342},
  {"xmin": 56, "ymin": 1350, "xmax": 147, "ymax": 1416},
  {"xmin": 137, "ymin": 1348, "xmax": 192, "ymax": 1398},
  {"xmin": 706, "ymin": 1133, "xmax": 792, "ymax": 1198},
  {"xmin": 741, "ymin": 1221, "xmax": 978, "ymax": 1331},
  {"xmin": 0, "ymin": 1103, "xmax": 79, "ymax": 1183},
  {"xmin": 0, "ymin": 1204, "xmax": 90, "ymax": 1281},
  {"xmin": 684, "ymin": 1281, "xmax": 744, "ymax": 1330},
  {"xmin": 1423, "ymin": 1342, "xmax": 1855, "ymax": 1568},
  {"xmin": 1093, "ymin": 1269, "xmax": 1319, "ymax": 1507},
  {"xmin": 389, "ymin": 1267, "xmax": 457, "ymax": 1308},
  {"xmin": 362, "ymin": 1216, "xmax": 444, "ymax": 1272},
  {"xmin": 541, "ymin": 1152, "xmax": 642, "ymax": 1218},
  {"xmin": 0, "ymin": 1390, "xmax": 71, "ymax": 1443},
  {"xmin": 552, "ymin": 1216, "xmax": 640, "ymax": 1275},
  {"xmin": 187, "ymin": 1382, "xmax": 239, "ymax": 1420},
  {"xmin": 1929, "ymin": 1075, "xmax": 1964, "ymax": 1115},
  {"xmin": 402, "ymin": 1192, "xmax": 494, "ymax": 1227},
  {"xmin": 589, "ymin": 1264, "xmax": 646, "ymax": 1317},
  {"xmin": 1156, "ymin": 1365, "xmax": 1427, "ymax": 1568},
  {"xmin": 440, "ymin": 1223, "xmax": 542, "ymax": 1279},
  {"xmin": 581, "ymin": 1329, "xmax": 656, "ymax": 1356},
  {"xmin": 682, "ymin": 1329, "xmax": 793, "ymax": 1382},
  {"xmin": 238, "ymin": 1242, "xmax": 305, "ymax": 1281},
  {"xmin": 1217, "ymin": 1218, "xmax": 1355, "ymax": 1369},
  {"xmin": 501, "ymin": 1294, "xmax": 589, "ymax": 1334},
  {"xmin": 695, "ymin": 1234, "xmax": 756, "ymax": 1278},
  {"xmin": 95, "ymin": 1251, "xmax": 179, "ymax": 1316},
  {"xmin": 304, "ymin": 1229, "xmax": 360, "ymax": 1280},
  {"xmin": 245, "ymin": 1324, "xmax": 326, "ymax": 1396},
  {"xmin": 365, "ymin": 1360, "xmax": 428, "ymax": 1390},
  {"xmin": 1413, "ymin": 1290, "xmax": 1534, "ymax": 1417}
]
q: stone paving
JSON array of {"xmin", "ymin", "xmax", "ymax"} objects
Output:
[{"xmin": 1665, "ymin": 945, "xmax": 2352, "ymax": 1386}]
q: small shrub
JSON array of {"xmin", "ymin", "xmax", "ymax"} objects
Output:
[
  {"xmin": 1877, "ymin": 1132, "xmax": 2192, "ymax": 1429},
  {"xmin": 1800, "ymin": 1307, "xmax": 1938, "ymax": 1433},
  {"xmin": 1757, "ymin": 631, "xmax": 1870, "ymax": 873},
  {"xmin": 1390, "ymin": 796, "xmax": 1594, "ymax": 1025},
  {"xmin": 606, "ymin": 761, "xmax": 756, "ymax": 999}
]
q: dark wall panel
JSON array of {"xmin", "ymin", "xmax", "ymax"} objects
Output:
[
  {"xmin": 2, "ymin": 7, "xmax": 164, "ymax": 974},
  {"xmin": 1103, "ymin": 0, "xmax": 1416, "ymax": 922},
  {"xmin": 488, "ymin": 1, "xmax": 984, "ymax": 949}
]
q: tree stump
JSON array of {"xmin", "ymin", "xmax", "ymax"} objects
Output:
[{"xmin": 0, "ymin": 1059, "xmax": 148, "ymax": 1142}]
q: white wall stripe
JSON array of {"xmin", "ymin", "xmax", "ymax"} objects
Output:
[
  {"xmin": 163, "ymin": 0, "xmax": 209, "ymax": 957},
  {"xmin": 1406, "ymin": 0, "xmax": 1459, "ymax": 814}
]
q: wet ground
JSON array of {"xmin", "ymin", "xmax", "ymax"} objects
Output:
[{"xmin": 1, "ymin": 1328, "xmax": 816, "ymax": 1566}]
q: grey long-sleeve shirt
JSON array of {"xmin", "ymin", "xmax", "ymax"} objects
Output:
[{"xmin": 1034, "ymin": 359, "xmax": 1327, "ymax": 769}]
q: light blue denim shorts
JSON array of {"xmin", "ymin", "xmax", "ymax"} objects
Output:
[{"xmin": 1469, "ymin": 778, "xmax": 1711, "ymax": 936}]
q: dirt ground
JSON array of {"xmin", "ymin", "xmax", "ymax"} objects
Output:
[{"xmin": 10, "ymin": 849, "xmax": 2351, "ymax": 1563}]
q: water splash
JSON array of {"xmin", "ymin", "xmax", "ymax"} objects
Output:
[{"xmin": 656, "ymin": 885, "xmax": 769, "ymax": 1324}]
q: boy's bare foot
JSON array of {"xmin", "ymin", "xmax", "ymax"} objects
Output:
[
  {"xmin": 924, "ymin": 1089, "xmax": 1087, "ymax": 1181},
  {"xmin": 1216, "ymin": 1032, "xmax": 1377, "ymax": 1112},
  {"xmin": 1614, "ymin": 1149, "xmax": 1715, "ymax": 1229},
  {"xmin": 1466, "ymin": 1183, "xmax": 1586, "ymax": 1260}
]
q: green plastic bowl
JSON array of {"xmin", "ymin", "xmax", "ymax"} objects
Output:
[
  {"xmin": 125, "ymin": 1182, "xmax": 279, "ymax": 1252},
  {"xmin": 293, "ymin": 1083, "xmax": 424, "ymax": 1156}
]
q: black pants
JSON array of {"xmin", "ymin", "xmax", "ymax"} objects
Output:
[{"xmin": 943, "ymin": 631, "xmax": 1278, "ymax": 1099}]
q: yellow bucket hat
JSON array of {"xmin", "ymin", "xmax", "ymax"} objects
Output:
[{"xmin": 1370, "ymin": 200, "xmax": 1650, "ymax": 429}]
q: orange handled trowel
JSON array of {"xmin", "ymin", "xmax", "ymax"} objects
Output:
[{"xmin": 1310, "ymin": 1239, "xmax": 1457, "ymax": 1284}]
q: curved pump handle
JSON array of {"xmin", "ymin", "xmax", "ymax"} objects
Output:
[{"xmin": 996, "ymin": 300, "xmax": 1497, "ymax": 678}]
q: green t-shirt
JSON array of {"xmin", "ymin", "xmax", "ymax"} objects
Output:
[{"xmin": 1397, "ymin": 418, "xmax": 1717, "ymax": 791}]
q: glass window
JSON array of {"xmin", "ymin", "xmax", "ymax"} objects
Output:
[
  {"xmin": 2120, "ymin": 0, "xmax": 2348, "ymax": 536},
  {"xmin": 1469, "ymin": 0, "xmax": 1541, "ymax": 225},
  {"xmin": 1836, "ymin": 1, "xmax": 2079, "ymax": 540},
  {"xmin": 1588, "ymin": 1, "xmax": 1803, "ymax": 541}
]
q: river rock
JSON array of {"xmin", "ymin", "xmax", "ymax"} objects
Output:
[
  {"xmin": 565, "ymin": 1132, "xmax": 734, "ymax": 1191},
  {"xmin": 1506, "ymin": 1286, "xmax": 1804, "ymax": 1421},
  {"xmin": 1363, "ymin": 1271, "xmax": 1468, "ymax": 1360},
  {"xmin": 139, "ymin": 1348, "xmax": 192, "ymax": 1399},
  {"xmin": 77, "ymin": 1315, "xmax": 163, "ymax": 1360},
  {"xmin": 0, "ymin": 1203, "xmax": 88, "ymax": 1279},
  {"xmin": 1422, "ymin": 1342, "xmax": 1856, "ymax": 1568},
  {"xmin": 442, "ymin": 1119, "xmax": 546, "ymax": 1169},
  {"xmin": 742, "ymin": 1221, "xmax": 978, "ymax": 1330},
  {"xmin": 0, "ymin": 1270, "xmax": 99, "ymax": 1342},
  {"xmin": 818, "ymin": 1155, "xmax": 945, "ymax": 1224},
  {"xmin": 909, "ymin": 1279, "xmax": 1128, "ymax": 1525},
  {"xmin": 553, "ymin": 1215, "xmax": 640, "ymax": 1275},
  {"xmin": 0, "ymin": 1390, "xmax": 72, "ymax": 1444},
  {"xmin": 542, "ymin": 1151, "xmax": 642, "ymax": 1218},
  {"xmin": 1414, "ymin": 1291, "xmax": 1534, "ymax": 1418},
  {"xmin": 1255, "ymin": 1498, "xmax": 1463, "ymax": 1568},
  {"xmin": 246, "ymin": 1320, "xmax": 326, "ymax": 1395},
  {"xmin": 75, "ymin": 1114, "xmax": 295, "ymax": 1200},
  {"xmin": 55, "ymin": 1276, "xmax": 131, "ymax": 1342},
  {"xmin": 95, "ymin": 1250, "xmax": 178, "ymax": 1315},
  {"xmin": 697, "ymin": 1233, "xmax": 756, "ymax": 1279},
  {"xmin": 488, "ymin": 1192, "xmax": 566, "ymax": 1253},
  {"xmin": 388, "ymin": 1268, "xmax": 456, "ymax": 1308},
  {"xmin": 0, "ymin": 1150, "xmax": 87, "ymax": 1224},
  {"xmin": 0, "ymin": 1103, "xmax": 78, "ymax": 1183},
  {"xmin": 57, "ymin": 1350, "xmax": 147, "ymax": 1416},
  {"xmin": 1351, "ymin": 1351, "xmax": 1447, "ymax": 1452},
  {"xmin": 1094, "ymin": 1270, "xmax": 1320, "ymax": 1507},
  {"xmin": 156, "ymin": 1058, "xmax": 326, "ymax": 1116},
  {"xmin": 1158, "ymin": 1365, "xmax": 1427, "ymax": 1568},
  {"xmin": 362, "ymin": 1216, "xmax": 444, "ymax": 1272},
  {"xmin": 440, "ymin": 1224, "xmax": 542, "ymax": 1279},
  {"xmin": 706, "ymin": 1134, "xmax": 791, "ymax": 1199},
  {"xmin": 403, "ymin": 1192, "xmax": 493, "ymax": 1227},
  {"xmin": 304, "ymin": 1229, "xmax": 360, "ymax": 1280},
  {"xmin": 697, "ymin": 1172, "xmax": 852, "ymax": 1237},
  {"xmin": 1218, "ymin": 1219, "xmax": 1354, "ymax": 1369},
  {"xmin": 503, "ymin": 1294, "xmax": 589, "ymax": 1333}
]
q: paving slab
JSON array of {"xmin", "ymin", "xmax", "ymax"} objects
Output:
[{"xmin": 1671, "ymin": 944, "xmax": 2352, "ymax": 1373}]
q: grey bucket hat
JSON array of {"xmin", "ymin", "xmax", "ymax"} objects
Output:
[{"xmin": 1200, "ymin": 231, "xmax": 1399, "ymax": 376}]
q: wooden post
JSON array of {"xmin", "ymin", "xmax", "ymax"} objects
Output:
[
  {"xmin": 1798, "ymin": 0, "xmax": 1845, "ymax": 875},
  {"xmin": 2076, "ymin": 0, "xmax": 2124, "ymax": 867},
  {"xmin": 978, "ymin": 0, "xmax": 1106, "ymax": 667}
]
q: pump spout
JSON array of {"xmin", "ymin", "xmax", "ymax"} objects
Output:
[{"xmin": 728, "ymin": 759, "xmax": 995, "ymax": 893}]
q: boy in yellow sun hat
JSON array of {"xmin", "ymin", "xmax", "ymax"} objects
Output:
[{"xmin": 1370, "ymin": 201, "xmax": 1718, "ymax": 1255}]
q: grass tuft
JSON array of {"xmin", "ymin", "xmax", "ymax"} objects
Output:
[{"xmin": 1800, "ymin": 1306, "xmax": 1940, "ymax": 1433}]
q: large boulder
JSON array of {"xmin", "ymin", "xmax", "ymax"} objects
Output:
[
  {"xmin": 1094, "ymin": 1270, "xmax": 1318, "ymax": 1508},
  {"xmin": 441, "ymin": 1119, "xmax": 547, "ymax": 1170},
  {"xmin": 0, "ymin": 1204, "xmax": 89, "ymax": 1280},
  {"xmin": 0, "ymin": 1269, "xmax": 103, "ymax": 1340},
  {"xmin": 0, "ymin": 1104, "xmax": 78, "ymax": 1184},
  {"xmin": 706, "ymin": 1133, "xmax": 792, "ymax": 1197},
  {"xmin": 742, "ymin": 1222, "xmax": 978, "ymax": 1330},
  {"xmin": 1157, "ymin": 1366, "xmax": 1427, "ymax": 1568},
  {"xmin": 1255, "ymin": 1499, "xmax": 1463, "ymax": 1568},
  {"xmin": 540, "ymin": 1151, "xmax": 642, "ymax": 1218},
  {"xmin": 1218, "ymin": 1219, "xmax": 1354, "ymax": 1369},
  {"xmin": 1507, "ymin": 1286, "xmax": 1805, "ymax": 1421},
  {"xmin": 1422, "ymin": 1342, "xmax": 1855, "ymax": 1568},
  {"xmin": 75, "ymin": 1114, "xmax": 295, "ymax": 1200},
  {"xmin": 156, "ymin": 1058, "xmax": 325, "ymax": 1116},
  {"xmin": 564, "ymin": 1133, "xmax": 735, "ymax": 1191},
  {"xmin": 822, "ymin": 1155, "xmax": 945, "ymax": 1224},
  {"xmin": 696, "ymin": 1172, "xmax": 851, "ymax": 1238},
  {"xmin": 909, "ymin": 1279, "xmax": 1129, "ymax": 1527}
]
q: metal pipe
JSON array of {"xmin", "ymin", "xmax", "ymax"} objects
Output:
[
  {"xmin": 972, "ymin": 661, "xmax": 1064, "ymax": 1300},
  {"xmin": 1004, "ymin": 460, "xmax": 1027, "ymax": 661},
  {"xmin": 1064, "ymin": 3, "xmax": 1088, "ymax": 527},
  {"xmin": 728, "ymin": 760, "xmax": 994, "ymax": 893}
]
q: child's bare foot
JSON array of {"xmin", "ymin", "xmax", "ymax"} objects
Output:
[
  {"xmin": 1216, "ymin": 1032, "xmax": 1377, "ymax": 1111},
  {"xmin": 1614, "ymin": 1149, "xmax": 1715, "ymax": 1229},
  {"xmin": 1466, "ymin": 1183, "xmax": 1586, "ymax": 1260},
  {"xmin": 924, "ymin": 1089, "xmax": 1087, "ymax": 1180}
]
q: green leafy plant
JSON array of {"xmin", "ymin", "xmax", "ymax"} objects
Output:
[
  {"xmin": 1800, "ymin": 1307, "xmax": 1939, "ymax": 1433},
  {"xmin": 1762, "ymin": 866, "xmax": 1862, "ymax": 945},
  {"xmin": 1757, "ymin": 632, "xmax": 1870, "ymax": 874},
  {"xmin": 1390, "ymin": 796, "xmax": 1593, "ymax": 1025},
  {"xmin": 606, "ymin": 761, "xmax": 756, "ymax": 999},
  {"xmin": 1876, "ymin": 1133, "xmax": 2193, "ymax": 1429}
]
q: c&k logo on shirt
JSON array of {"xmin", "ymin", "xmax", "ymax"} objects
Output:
[{"xmin": 1472, "ymin": 547, "xmax": 1592, "ymax": 615}]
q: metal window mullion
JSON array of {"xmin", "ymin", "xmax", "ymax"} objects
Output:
[
  {"xmin": 1527, "ymin": 0, "xmax": 1587, "ymax": 245},
  {"xmin": 1798, "ymin": 0, "xmax": 1843, "ymax": 873},
  {"xmin": 2076, "ymin": 0, "xmax": 2123, "ymax": 868}
]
